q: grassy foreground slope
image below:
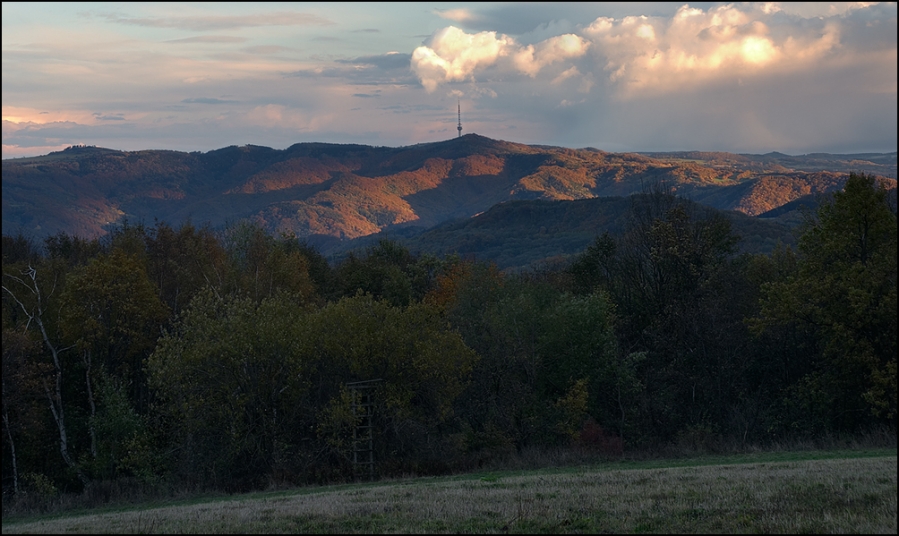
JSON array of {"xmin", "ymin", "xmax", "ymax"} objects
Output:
[{"xmin": 3, "ymin": 449, "xmax": 895, "ymax": 534}]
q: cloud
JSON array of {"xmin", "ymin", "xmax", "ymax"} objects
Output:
[
  {"xmin": 435, "ymin": 8, "xmax": 480, "ymax": 24},
  {"xmin": 3, "ymin": 143, "xmax": 70, "ymax": 158},
  {"xmin": 182, "ymin": 98, "xmax": 238, "ymax": 104},
  {"xmin": 411, "ymin": 26, "xmax": 589, "ymax": 91},
  {"xmin": 3, "ymin": 106, "xmax": 99, "ymax": 125},
  {"xmin": 244, "ymin": 104, "xmax": 317, "ymax": 130},
  {"xmin": 411, "ymin": 27, "xmax": 513, "ymax": 92},
  {"xmin": 165, "ymin": 36, "xmax": 247, "ymax": 44},
  {"xmin": 581, "ymin": 3, "xmax": 878, "ymax": 96},
  {"xmin": 336, "ymin": 52, "xmax": 412, "ymax": 70},
  {"xmin": 769, "ymin": 2, "xmax": 883, "ymax": 18},
  {"xmin": 94, "ymin": 113, "xmax": 125, "ymax": 121},
  {"xmin": 100, "ymin": 11, "xmax": 334, "ymax": 31},
  {"xmin": 411, "ymin": 3, "xmax": 894, "ymax": 99},
  {"xmin": 243, "ymin": 45, "xmax": 291, "ymax": 55},
  {"xmin": 2, "ymin": 3, "xmax": 894, "ymax": 159},
  {"xmin": 285, "ymin": 52, "xmax": 417, "ymax": 88},
  {"xmin": 433, "ymin": 3, "xmax": 608, "ymax": 36},
  {"xmin": 513, "ymin": 34, "xmax": 590, "ymax": 77}
]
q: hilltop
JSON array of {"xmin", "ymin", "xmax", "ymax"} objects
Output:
[{"xmin": 3, "ymin": 135, "xmax": 895, "ymax": 257}]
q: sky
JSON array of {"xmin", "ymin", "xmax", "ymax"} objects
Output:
[{"xmin": 2, "ymin": 2, "xmax": 897, "ymax": 159}]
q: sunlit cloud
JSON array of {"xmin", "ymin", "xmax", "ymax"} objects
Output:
[
  {"xmin": 2, "ymin": 106, "xmax": 99, "ymax": 125},
  {"xmin": 581, "ymin": 3, "xmax": 847, "ymax": 95},
  {"xmin": 411, "ymin": 27, "xmax": 589, "ymax": 91},
  {"xmin": 512, "ymin": 34, "xmax": 590, "ymax": 77},
  {"xmin": 412, "ymin": 3, "xmax": 893, "ymax": 99},
  {"xmin": 1, "ymin": 2, "xmax": 895, "ymax": 158},
  {"xmin": 435, "ymin": 8, "xmax": 479, "ymax": 24},
  {"xmin": 2, "ymin": 143, "xmax": 71, "ymax": 158}
]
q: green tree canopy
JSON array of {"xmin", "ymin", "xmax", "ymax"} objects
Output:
[
  {"xmin": 754, "ymin": 172, "xmax": 897, "ymax": 429},
  {"xmin": 147, "ymin": 289, "xmax": 477, "ymax": 487}
]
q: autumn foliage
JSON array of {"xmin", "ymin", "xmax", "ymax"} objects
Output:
[{"xmin": 2, "ymin": 174, "xmax": 895, "ymax": 501}]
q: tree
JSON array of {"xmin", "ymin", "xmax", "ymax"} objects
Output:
[
  {"xmin": 435, "ymin": 261, "xmax": 626, "ymax": 451},
  {"xmin": 148, "ymin": 289, "xmax": 477, "ymax": 488},
  {"xmin": 59, "ymin": 248, "xmax": 169, "ymax": 415},
  {"xmin": 336, "ymin": 240, "xmax": 438, "ymax": 307},
  {"xmin": 220, "ymin": 220, "xmax": 318, "ymax": 304},
  {"xmin": 2, "ymin": 328, "xmax": 43, "ymax": 495},
  {"xmin": 566, "ymin": 188, "xmax": 743, "ymax": 442},
  {"xmin": 144, "ymin": 221, "xmax": 228, "ymax": 316},
  {"xmin": 2, "ymin": 262, "xmax": 88, "ymax": 486},
  {"xmin": 753, "ymin": 172, "xmax": 897, "ymax": 430},
  {"xmin": 52, "ymin": 248, "xmax": 168, "ymax": 480},
  {"xmin": 147, "ymin": 289, "xmax": 311, "ymax": 489},
  {"xmin": 308, "ymin": 294, "xmax": 478, "ymax": 475}
]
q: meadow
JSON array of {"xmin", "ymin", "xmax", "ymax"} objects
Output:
[{"xmin": 3, "ymin": 448, "xmax": 895, "ymax": 534}]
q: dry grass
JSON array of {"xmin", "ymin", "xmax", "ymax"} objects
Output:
[{"xmin": 3, "ymin": 453, "xmax": 895, "ymax": 534}]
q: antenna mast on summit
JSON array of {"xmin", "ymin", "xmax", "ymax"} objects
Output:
[{"xmin": 457, "ymin": 100, "xmax": 462, "ymax": 138}]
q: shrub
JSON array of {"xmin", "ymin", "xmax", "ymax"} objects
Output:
[{"xmin": 578, "ymin": 418, "xmax": 623, "ymax": 457}]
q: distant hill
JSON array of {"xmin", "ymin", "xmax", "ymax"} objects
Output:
[
  {"xmin": 3, "ymin": 135, "xmax": 894, "ymax": 257},
  {"xmin": 638, "ymin": 150, "xmax": 897, "ymax": 177},
  {"xmin": 332, "ymin": 195, "xmax": 798, "ymax": 270}
]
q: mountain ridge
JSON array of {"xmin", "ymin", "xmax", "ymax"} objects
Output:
[{"xmin": 3, "ymin": 135, "xmax": 895, "ymax": 256}]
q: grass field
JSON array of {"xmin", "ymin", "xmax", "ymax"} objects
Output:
[{"xmin": 2, "ymin": 449, "xmax": 896, "ymax": 534}]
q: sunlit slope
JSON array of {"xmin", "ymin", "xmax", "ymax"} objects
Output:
[{"xmin": 3, "ymin": 135, "xmax": 894, "ymax": 243}]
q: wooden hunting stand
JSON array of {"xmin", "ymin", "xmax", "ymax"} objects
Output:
[{"xmin": 346, "ymin": 379, "xmax": 382, "ymax": 482}]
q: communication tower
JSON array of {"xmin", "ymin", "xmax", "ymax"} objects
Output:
[{"xmin": 457, "ymin": 100, "xmax": 462, "ymax": 138}]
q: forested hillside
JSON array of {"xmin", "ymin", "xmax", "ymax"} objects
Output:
[
  {"xmin": 334, "ymin": 194, "xmax": 798, "ymax": 270},
  {"xmin": 4, "ymin": 136, "xmax": 894, "ymax": 255},
  {"xmin": 3, "ymin": 173, "xmax": 895, "ymax": 500}
]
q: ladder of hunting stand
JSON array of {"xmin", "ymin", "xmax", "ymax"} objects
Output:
[{"xmin": 348, "ymin": 379, "xmax": 381, "ymax": 482}]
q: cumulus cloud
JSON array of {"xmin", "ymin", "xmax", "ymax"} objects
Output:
[
  {"xmin": 2, "ymin": 3, "xmax": 894, "ymax": 158},
  {"xmin": 411, "ymin": 26, "xmax": 589, "ymax": 91},
  {"xmin": 411, "ymin": 27, "xmax": 511, "ymax": 91},
  {"xmin": 412, "ymin": 3, "xmax": 894, "ymax": 99},
  {"xmin": 513, "ymin": 34, "xmax": 590, "ymax": 77},
  {"xmin": 581, "ymin": 3, "xmax": 873, "ymax": 96}
]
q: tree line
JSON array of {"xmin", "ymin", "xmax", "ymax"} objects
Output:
[{"xmin": 2, "ymin": 173, "xmax": 895, "ymax": 497}]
